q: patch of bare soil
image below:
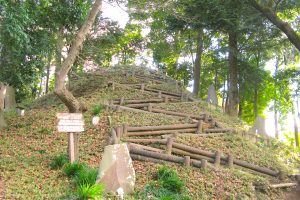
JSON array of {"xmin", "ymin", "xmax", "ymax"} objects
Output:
[{"xmin": 284, "ymin": 186, "xmax": 300, "ymax": 200}]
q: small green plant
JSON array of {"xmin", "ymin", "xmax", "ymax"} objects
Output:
[
  {"xmin": 63, "ymin": 162, "xmax": 86, "ymax": 178},
  {"xmin": 76, "ymin": 183, "xmax": 104, "ymax": 200},
  {"xmin": 92, "ymin": 104, "xmax": 103, "ymax": 116},
  {"xmin": 74, "ymin": 166, "xmax": 98, "ymax": 186},
  {"xmin": 50, "ymin": 154, "xmax": 69, "ymax": 170},
  {"xmin": 157, "ymin": 166, "xmax": 184, "ymax": 193},
  {"xmin": 135, "ymin": 166, "xmax": 191, "ymax": 199}
]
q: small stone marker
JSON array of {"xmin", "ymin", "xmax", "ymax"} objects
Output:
[
  {"xmin": 97, "ymin": 143, "xmax": 135, "ymax": 197},
  {"xmin": 207, "ymin": 85, "xmax": 218, "ymax": 105},
  {"xmin": 57, "ymin": 113, "xmax": 84, "ymax": 163}
]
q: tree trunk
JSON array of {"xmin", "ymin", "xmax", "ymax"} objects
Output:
[
  {"xmin": 0, "ymin": 83, "xmax": 7, "ymax": 129},
  {"xmin": 55, "ymin": 27, "xmax": 64, "ymax": 73},
  {"xmin": 254, "ymin": 87, "xmax": 258, "ymax": 118},
  {"xmin": 292, "ymin": 105, "xmax": 299, "ymax": 147},
  {"xmin": 274, "ymin": 101, "xmax": 279, "ymax": 139},
  {"xmin": 45, "ymin": 54, "xmax": 52, "ymax": 94},
  {"xmin": 248, "ymin": 0, "xmax": 300, "ymax": 51},
  {"xmin": 227, "ymin": 31, "xmax": 239, "ymax": 117},
  {"xmin": 54, "ymin": 0, "xmax": 102, "ymax": 113},
  {"xmin": 193, "ymin": 28, "xmax": 203, "ymax": 96}
]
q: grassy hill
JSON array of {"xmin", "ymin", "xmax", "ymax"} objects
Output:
[{"xmin": 0, "ymin": 66, "xmax": 299, "ymax": 199}]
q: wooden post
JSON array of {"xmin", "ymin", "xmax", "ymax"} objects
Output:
[
  {"xmin": 158, "ymin": 91, "xmax": 162, "ymax": 98},
  {"xmin": 165, "ymin": 138, "xmax": 173, "ymax": 155},
  {"xmin": 120, "ymin": 97, "xmax": 125, "ymax": 105},
  {"xmin": 227, "ymin": 154, "xmax": 234, "ymax": 168},
  {"xmin": 196, "ymin": 120, "xmax": 203, "ymax": 134},
  {"xmin": 116, "ymin": 105, "xmax": 121, "ymax": 111},
  {"xmin": 123, "ymin": 124, "xmax": 128, "ymax": 135},
  {"xmin": 163, "ymin": 96, "xmax": 169, "ymax": 103},
  {"xmin": 116, "ymin": 126, "xmax": 123, "ymax": 138},
  {"xmin": 201, "ymin": 159, "xmax": 207, "ymax": 169},
  {"xmin": 214, "ymin": 150, "xmax": 221, "ymax": 167},
  {"xmin": 148, "ymin": 103, "xmax": 153, "ymax": 112},
  {"xmin": 141, "ymin": 84, "xmax": 144, "ymax": 92},
  {"xmin": 184, "ymin": 156, "xmax": 191, "ymax": 166},
  {"xmin": 203, "ymin": 114, "xmax": 208, "ymax": 123},
  {"xmin": 68, "ymin": 133, "xmax": 76, "ymax": 163}
]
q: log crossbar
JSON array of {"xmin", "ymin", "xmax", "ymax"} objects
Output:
[{"xmin": 127, "ymin": 123, "xmax": 198, "ymax": 132}]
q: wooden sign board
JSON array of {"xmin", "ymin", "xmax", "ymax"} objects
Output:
[{"xmin": 57, "ymin": 113, "xmax": 84, "ymax": 133}]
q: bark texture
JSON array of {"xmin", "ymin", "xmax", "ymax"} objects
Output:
[
  {"xmin": 248, "ymin": 0, "xmax": 300, "ymax": 51},
  {"xmin": 193, "ymin": 28, "xmax": 203, "ymax": 96},
  {"xmin": 227, "ymin": 31, "xmax": 239, "ymax": 117},
  {"xmin": 54, "ymin": 0, "xmax": 102, "ymax": 113}
]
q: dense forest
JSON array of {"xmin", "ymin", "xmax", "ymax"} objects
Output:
[{"xmin": 0, "ymin": 0, "xmax": 300, "ymax": 199}]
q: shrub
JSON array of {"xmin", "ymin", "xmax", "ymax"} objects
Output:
[
  {"xmin": 50, "ymin": 154, "xmax": 68, "ymax": 170},
  {"xmin": 63, "ymin": 162, "xmax": 86, "ymax": 178},
  {"xmin": 92, "ymin": 104, "xmax": 104, "ymax": 116},
  {"xmin": 76, "ymin": 183, "xmax": 104, "ymax": 200},
  {"xmin": 74, "ymin": 167, "xmax": 98, "ymax": 186}
]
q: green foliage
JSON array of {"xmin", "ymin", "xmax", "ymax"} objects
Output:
[
  {"xmin": 63, "ymin": 162, "xmax": 86, "ymax": 178},
  {"xmin": 74, "ymin": 167, "xmax": 98, "ymax": 186},
  {"xmin": 76, "ymin": 183, "xmax": 104, "ymax": 200},
  {"xmin": 136, "ymin": 166, "xmax": 190, "ymax": 199},
  {"xmin": 157, "ymin": 166, "xmax": 185, "ymax": 193},
  {"xmin": 92, "ymin": 104, "xmax": 104, "ymax": 116},
  {"xmin": 50, "ymin": 154, "xmax": 69, "ymax": 170}
]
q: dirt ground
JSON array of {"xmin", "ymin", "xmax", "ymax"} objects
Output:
[
  {"xmin": 284, "ymin": 186, "xmax": 300, "ymax": 200},
  {"xmin": 0, "ymin": 178, "xmax": 4, "ymax": 200}
]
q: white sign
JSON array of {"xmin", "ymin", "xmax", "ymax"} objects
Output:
[{"xmin": 57, "ymin": 113, "xmax": 84, "ymax": 133}]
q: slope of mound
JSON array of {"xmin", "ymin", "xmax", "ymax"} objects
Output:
[{"xmin": 0, "ymin": 67, "xmax": 299, "ymax": 199}]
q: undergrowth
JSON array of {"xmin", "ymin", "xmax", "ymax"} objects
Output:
[{"xmin": 135, "ymin": 165, "xmax": 191, "ymax": 200}]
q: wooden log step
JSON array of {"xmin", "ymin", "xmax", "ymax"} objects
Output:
[
  {"xmin": 171, "ymin": 148, "xmax": 215, "ymax": 162},
  {"xmin": 124, "ymin": 128, "xmax": 197, "ymax": 136},
  {"xmin": 128, "ymin": 143, "xmax": 164, "ymax": 153},
  {"xmin": 204, "ymin": 128, "xmax": 235, "ymax": 133},
  {"xmin": 113, "ymin": 98, "xmax": 164, "ymax": 104},
  {"xmin": 123, "ymin": 138, "xmax": 167, "ymax": 144},
  {"xmin": 130, "ymin": 154, "xmax": 171, "ymax": 164},
  {"xmin": 151, "ymin": 108, "xmax": 204, "ymax": 120},
  {"xmin": 107, "ymin": 104, "xmax": 150, "ymax": 113},
  {"xmin": 172, "ymin": 141, "xmax": 279, "ymax": 176},
  {"xmin": 127, "ymin": 123, "xmax": 198, "ymax": 132},
  {"xmin": 144, "ymin": 88, "xmax": 181, "ymax": 97},
  {"xmin": 129, "ymin": 146, "xmax": 184, "ymax": 164},
  {"xmin": 269, "ymin": 182, "xmax": 298, "ymax": 188},
  {"xmin": 172, "ymin": 142, "xmax": 216, "ymax": 158}
]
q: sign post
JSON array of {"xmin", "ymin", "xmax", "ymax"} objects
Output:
[{"xmin": 57, "ymin": 113, "xmax": 84, "ymax": 163}]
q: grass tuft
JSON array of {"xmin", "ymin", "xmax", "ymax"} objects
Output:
[
  {"xmin": 157, "ymin": 166, "xmax": 185, "ymax": 193},
  {"xmin": 76, "ymin": 183, "xmax": 104, "ymax": 200},
  {"xmin": 92, "ymin": 104, "xmax": 104, "ymax": 116},
  {"xmin": 50, "ymin": 154, "xmax": 69, "ymax": 170},
  {"xmin": 74, "ymin": 167, "xmax": 98, "ymax": 186},
  {"xmin": 63, "ymin": 162, "xmax": 86, "ymax": 178}
]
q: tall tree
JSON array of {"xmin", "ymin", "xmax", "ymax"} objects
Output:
[
  {"xmin": 247, "ymin": 0, "xmax": 300, "ymax": 51},
  {"xmin": 54, "ymin": 0, "xmax": 102, "ymax": 113}
]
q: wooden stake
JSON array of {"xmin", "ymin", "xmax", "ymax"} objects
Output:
[
  {"xmin": 201, "ymin": 159, "xmax": 207, "ymax": 169},
  {"xmin": 120, "ymin": 97, "xmax": 125, "ymax": 105},
  {"xmin": 148, "ymin": 103, "xmax": 153, "ymax": 112},
  {"xmin": 196, "ymin": 120, "xmax": 203, "ymax": 134},
  {"xmin": 184, "ymin": 156, "xmax": 191, "ymax": 166},
  {"xmin": 158, "ymin": 91, "xmax": 162, "ymax": 98},
  {"xmin": 227, "ymin": 154, "xmax": 234, "ymax": 168},
  {"xmin": 164, "ymin": 96, "xmax": 169, "ymax": 103},
  {"xmin": 214, "ymin": 150, "xmax": 221, "ymax": 167},
  {"xmin": 123, "ymin": 124, "xmax": 128, "ymax": 135},
  {"xmin": 141, "ymin": 84, "xmax": 144, "ymax": 92},
  {"xmin": 166, "ymin": 138, "xmax": 173, "ymax": 155}
]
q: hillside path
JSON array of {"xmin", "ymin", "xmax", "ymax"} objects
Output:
[
  {"xmin": 284, "ymin": 186, "xmax": 300, "ymax": 200},
  {"xmin": 0, "ymin": 178, "xmax": 4, "ymax": 199}
]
